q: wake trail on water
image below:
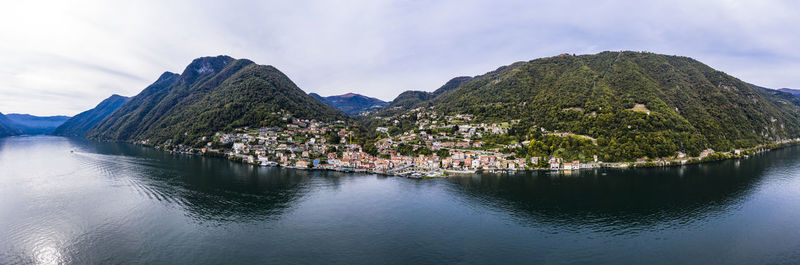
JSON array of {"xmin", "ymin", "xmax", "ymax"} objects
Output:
[{"xmin": 70, "ymin": 150, "xmax": 192, "ymax": 208}]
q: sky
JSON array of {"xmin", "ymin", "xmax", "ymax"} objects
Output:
[{"xmin": 1, "ymin": 0, "xmax": 799, "ymax": 116}]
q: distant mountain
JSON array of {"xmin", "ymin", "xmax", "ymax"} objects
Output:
[
  {"xmin": 0, "ymin": 112, "xmax": 22, "ymax": 137},
  {"xmin": 52, "ymin": 94, "xmax": 130, "ymax": 137},
  {"xmin": 372, "ymin": 51, "xmax": 800, "ymax": 161},
  {"xmin": 309, "ymin": 93, "xmax": 389, "ymax": 116},
  {"xmin": 778, "ymin": 88, "xmax": 800, "ymax": 96},
  {"xmin": 86, "ymin": 55, "xmax": 345, "ymax": 146},
  {"xmin": 748, "ymin": 84, "xmax": 800, "ymax": 108},
  {"xmin": 369, "ymin": 76, "xmax": 474, "ymax": 118},
  {"xmin": 5, "ymin": 113, "xmax": 70, "ymax": 134}
]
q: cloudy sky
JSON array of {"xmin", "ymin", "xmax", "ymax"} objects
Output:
[{"xmin": 1, "ymin": 0, "xmax": 798, "ymax": 116}]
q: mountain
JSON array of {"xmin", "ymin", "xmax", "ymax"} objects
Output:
[
  {"xmin": 370, "ymin": 76, "xmax": 473, "ymax": 118},
  {"xmin": 51, "ymin": 94, "xmax": 130, "ymax": 137},
  {"xmin": 0, "ymin": 112, "xmax": 22, "ymax": 137},
  {"xmin": 778, "ymin": 88, "xmax": 800, "ymax": 96},
  {"xmin": 432, "ymin": 76, "xmax": 474, "ymax": 97},
  {"xmin": 375, "ymin": 51, "xmax": 800, "ymax": 161},
  {"xmin": 4, "ymin": 113, "xmax": 71, "ymax": 134},
  {"xmin": 86, "ymin": 55, "xmax": 345, "ymax": 146},
  {"xmin": 309, "ymin": 92, "xmax": 389, "ymax": 116}
]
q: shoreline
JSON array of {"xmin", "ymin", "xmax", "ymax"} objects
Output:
[
  {"xmin": 61, "ymin": 136, "xmax": 800, "ymax": 178},
  {"xmin": 162, "ymin": 139, "xmax": 800, "ymax": 178}
]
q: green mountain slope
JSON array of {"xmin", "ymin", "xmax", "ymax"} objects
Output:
[
  {"xmin": 52, "ymin": 94, "xmax": 130, "ymax": 137},
  {"xmin": 86, "ymin": 56, "xmax": 346, "ymax": 145},
  {"xmin": 379, "ymin": 51, "xmax": 800, "ymax": 161},
  {"xmin": 369, "ymin": 76, "xmax": 473, "ymax": 119}
]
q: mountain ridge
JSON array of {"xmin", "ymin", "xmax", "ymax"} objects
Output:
[
  {"xmin": 52, "ymin": 94, "xmax": 131, "ymax": 137},
  {"xmin": 778, "ymin": 88, "xmax": 800, "ymax": 96},
  {"xmin": 0, "ymin": 112, "xmax": 22, "ymax": 137},
  {"xmin": 369, "ymin": 51, "xmax": 800, "ymax": 161},
  {"xmin": 86, "ymin": 55, "xmax": 346, "ymax": 145},
  {"xmin": 4, "ymin": 113, "xmax": 71, "ymax": 135},
  {"xmin": 310, "ymin": 92, "xmax": 389, "ymax": 116}
]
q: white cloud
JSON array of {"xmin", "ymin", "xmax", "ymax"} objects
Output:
[{"xmin": 1, "ymin": 0, "xmax": 799, "ymax": 116}]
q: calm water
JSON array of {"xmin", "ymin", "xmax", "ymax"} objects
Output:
[{"xmin": 2, "ymin": 136, "xmax": 800, "ymax": 264}]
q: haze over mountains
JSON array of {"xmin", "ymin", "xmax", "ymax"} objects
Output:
[
  {"xmin": 0, "ymin": 112, "xmax": 70, "ymax": 136},
  {"xmin": 0, "ymin": 113, "xmax": 21, "ymax": 137},
  {"xmin": 3, "ymin": 114, "xmax": 70, "ymax": 134},
  {"xmin": 779, "ymin": 88, "xmax": 800, "ymax": 96},
  {"xmin": 309, "ymin": 93, "xmax": 389, "ymax": 116}
]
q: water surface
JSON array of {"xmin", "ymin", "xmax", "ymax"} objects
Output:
[{"xmin": 2, "ymin": 136, "xmax": 800, "ymax": 264}]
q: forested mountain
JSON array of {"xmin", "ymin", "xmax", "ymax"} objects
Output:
[
  {"xmin": 52, "ymin": 94, "xmax": 130, "ymax": 137},
  {"xmin": 4, "ymin": 114, "xmax": 70, "ymax": 134},
  {"xmin": 309, "ymin": 93, "xmax": 389, "ymax": 116},
  {"xmin": 0, "ymin": 112, "xmax": 22, "ymax": 137},
  {"xmin": 86, "ymin": 55, "xmax": 346, "ymax": 146},
  {"xmin": 372, "ymin": 51, "xmax": 800, "ymax": 161}
]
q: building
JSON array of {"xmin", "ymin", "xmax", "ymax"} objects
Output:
[{"xmin": 296, "ymin": 160, "xmax": 310, "ymax": 168}]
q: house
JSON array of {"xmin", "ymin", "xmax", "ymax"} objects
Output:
[
  {"xmin": 441, "ymin": 158, "xmax": 451, "ymax": 168},
  {"xmin": 699, "ymin": 149, "xmax": 714, "ymax": 158},
  {"xmin": 296, "ymin": 160, "xmax": 310, "ymax": 168},
  {"xmin": 233, "ymin": 142, "xmax": 245, "ymax": 151}
]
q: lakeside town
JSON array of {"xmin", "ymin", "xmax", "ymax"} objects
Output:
[{"xmin": 149, "ymin": 109, "xmax": 800, "ymax": 178}]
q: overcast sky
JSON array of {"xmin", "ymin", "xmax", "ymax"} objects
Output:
[{"xmin": 1, "ymin": 0, "xmax": 799, "ymax": 116}]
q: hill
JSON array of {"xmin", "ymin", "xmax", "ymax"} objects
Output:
[
  {"xmin": 5, "ymin": 113, "xmax": 71, "ymax": 134},
  {"xmin": 0, "ymin": 112, "xmax": 22, "ymax": 137},
  {"xmin": 86, "ymin": 56, "xmax": 346, "ymax": 146},
  {"xmin": 372, "ymin": 51, "xmax": 800, "ymax": 162},
  {"xmin": 309, "ymin": 92, "xmax": 389, "ymax": 116},
  {"xmin": 52, "ymin": 94, "xmax": 130, "ymax": 137}
]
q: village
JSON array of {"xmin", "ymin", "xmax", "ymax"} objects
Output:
[
  {"xmin": 155, "ymin": 109, "xmax": 587, "ymax": 177},
  {"xmin": 155, "ymin": 109, "xmax": 800, "ymax": 178}
]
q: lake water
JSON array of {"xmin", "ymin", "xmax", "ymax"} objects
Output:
[{"xmin": 2, "ymin": 136, "xmax": 800, "ymax": 264}]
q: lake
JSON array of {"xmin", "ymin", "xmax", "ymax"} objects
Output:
[{"xmin": 2, "ymin": 136, "xmax": 800, "ymax": 264}]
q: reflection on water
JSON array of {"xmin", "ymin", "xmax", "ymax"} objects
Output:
[
  {"xmin": 2, "ymin": 136, "xmax": 800, "ymax": 265},
  {"xmin": 70, "ymin": 138, "xmax": 359, "ymax": 223},
  {"xmin": 445, "ymin": 157, "xmax": 768, "ymax": 233}
]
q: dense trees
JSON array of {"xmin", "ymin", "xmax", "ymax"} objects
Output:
[
  {"xmin": 370, "ymin": 51, "xmax": 800, "ymax": 162},
  {"xmin": 87, "ymin": 56, "xmax": 346, "ymax": 145}
]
